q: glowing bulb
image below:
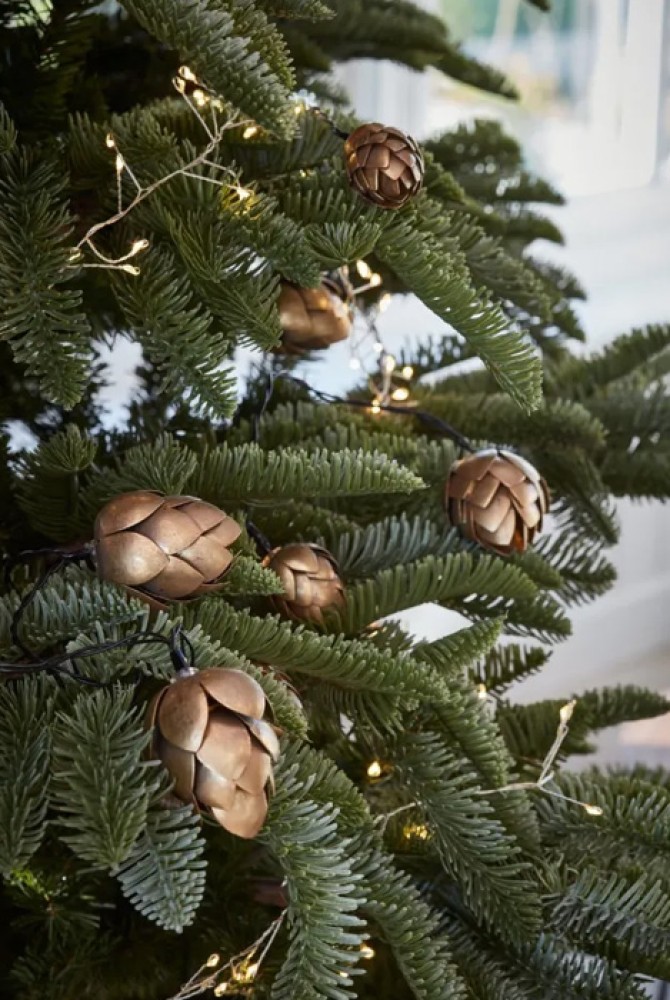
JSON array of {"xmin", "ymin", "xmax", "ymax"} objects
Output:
[
  {"xmin": 356, "ymin": 260, "xmax": 372, "ymax": 280},
  {"xmin": 382, "ymin": 354, "xmax": 396, "ymax": 374},
  {"xmin": 349, "ymin": 357, "xmax": 361, "ymax": 370},
  {"xmin": 105, "ymin": 133, "xmax": 116, "ymax": 149},
  {"xmin": 294, "ymin": 103, "xmax": 304, "ymax": 115},
  {"xmin": 234, "ymin": 185, "xmax": 252, "ymax": 201},
  {"xmin": 130, "ymin": 239, "xmax": 149, "ymax": 256},
  {"xmin": 559, "ymin": 700, "xmax": 576, "ymax": 724},
  {"xmin": 115, "ymin": 152, "xmax": 125, "ymax": 175},
  {"xmin": 367, "ymin": 760, "xmax": 382, "ymax": 779},
  {"xmin": 206, "ymin": 954, "xmax": 220, "ymax": 968},
  {"xmin": 391, "ymin": 387, "xmax": 409, "ymax": 402},
  {"xmin": 378, "ymin": 293, "xmax": 392, "ymax": 314},
  {"xmin": 179, "ymin": 65, "xmax": 197, "ymax": 82},
  {"xmin": 369, "ymin": 273, "xmax": 382, "ymax": 288},
  {"xmin": 360, "ymin": 944, "xmax": 375, "ymax": 960},
  {"xmin": 339, "ymin": 972, "xmax": 349, "ymax": 980},
  {"xmin": 233, "ymin": 962, "xmax": 258, "ymax": 984},
  {"xmin": 212, "ymin": 98, "xmax": 224, "ymax": 111},
  {"xmin": 401, "ymin": 365, "xmax": 414, "ymax": 379},
  {"xmin": 370, "ymin": 402, "xmax": 382, "ymax": 415},
  {"xmin": 243, "ymin": 125, "xmax": 259, "ymax": 139},
  {"xmin": 373, "ymin": 341, "xmax": 384, "ymax": 354},
  {"xmin": 68, "ymin": 248, "xmax": 83, "ymax": 262},
  {"xmin": 214, "ymin": 984, "xmax": 228, "ymax": 996},
  {"xmin": 404, "ymin": 822, "xmax": 429, "ymax": 841},
  {"xmin": 584, "ymin": 804, "xmax": 603, "ymax": 817},
  {"xmin": 192, "ymin": 88, "xmax": 208, "ymax": 107},
  {"xmin": 120, "ymin": 264, "xmax": 141, "ymax": 276},
  {"xmin": 173, "ymin": 75, "xmax": 186, "ymax": 94},
  {"xmin": 476, "ymin": 683, "xmax": 488, "ymax": 700}
]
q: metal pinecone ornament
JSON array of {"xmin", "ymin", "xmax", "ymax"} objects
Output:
[
  {"xmin": 344, "ymin": 122, "xmax": 424, "ymax": 210},
  {"xmin": 94, "ymin": 491, "xmax": 241, "ymax": 601},
  {"xmin": 146, "ymin": 668, "xmax": 279, "ymax": 839},
  {"xmin": 262, "ymin": 543, "xmax": 346, "ymax": 626},
  {"xmin": 277, "ymin": 274, "xmax": 353, "ymax": 355},
  {"xmin": 445, "ymin": 449, "xmax": 550, "ymax": 556}
]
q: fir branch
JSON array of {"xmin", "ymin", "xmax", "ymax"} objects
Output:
[
  {"xmin": 51, "ymin": 687, "xmax": 161, "ymax": 868},
  {"xmin": 0, "ymin": 148, "xmax": 91, "ymax": 406},
  {"xmin": 0, "ymin": 676, "xmax": 55, "ymax": 873},
  {"xmin": 116, "ymin": 793, "xmax": 207, "ymax": 933}
]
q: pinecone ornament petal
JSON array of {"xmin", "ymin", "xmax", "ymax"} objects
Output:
[
  {"xmin": 345, "ymin": 122, "xmax": 424, "ymax": 209},
  {"xmin": 147, "ymin": 668, "xmax": 277, "ymax": 839},
  {"xmin": 94, "ymin": 491, "xmax": 240, "ymax": 602},
  {"xmin": 262, "ymin": 543, "xmax": 346, "ymax": 625},
  {"xmin": 445, "ymin": 449, "xmax": 549, "ymax": 556}
]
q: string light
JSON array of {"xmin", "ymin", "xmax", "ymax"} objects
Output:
[
  {"xmin": 213, "ymin": 985, "xmax": 228, "ymax": 997},
  {"xmin": 234, "ymin": 185, "xmax": 253, "ymax": 201},
  {"xmin": 476, "ymin": 683, "xmax": 488, "ymax": 700},
  {"xmin": 369, "ymin": 272, "xmax": 382, "ymax": 287},
  {"xmin": 401, "ymin": 365, "xmax": 414, "ymax": 379},
  {"xmin": 129, "ymin": 238, "xmax": 150, "ymax": 256},
  {"xmin": 366, "ymin": 760, "xmax": 382, "ymax": 779},
  {"xmin": 382, "ymin": 354, "xmax": 396, "ymax": 374},
  {"xmin": 378, "ymin": 292, "xmax": 392, "ymax": 313},
  {"xmin": 391, "ymin": 387, "xmax": 410, "ymax": 402},
  {"xmin": 584, "ymin": 804, "xmax": 604, "ymax": 817},
  {"xmin": 360, "ymin": 944, "xmax": 375, "ymax": 960},
  {"xmin": 119, "ymin": 264, "xmax": 141, "ymax": 276},
  {"xmin": 559, "ymin": 699, "xmax": 576, "ymax": 724},
  {"xmin": 370, "ymin": 401, "xmax": 382, "ymax": 415},
  {"xmin": 206, "ymin": 955, "xmax": 220, "ymax": 969},
  {"xmin": 105, "ymin": 133, "xmax": 116, "ymax": 149},
  {"xmin": 356, "ymin": 259, "xmax": 372, "ymax": 279},
  {"xmin": 192, "ymin": 88, "xmax": 208, "ymax": 108},
  {"xmin": 115, "ymin": 152, "xmax": 125, "ymax": 175},
  {"xmin": 243, "ymin": 125, "xmax": 259, "ymax": 139},
  {"xmin": 178, "ymin": 65, "xmax": 197, "ymax": 82},
  {"xmin": 232, "ymin": 961, "xmax": 259, "ymax": 984}
]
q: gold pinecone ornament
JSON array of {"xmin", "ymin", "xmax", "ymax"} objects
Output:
[
  {"xmin": 344, "ymin": 122, "xmax": 424, "ymax": 210},
  {"xmin": 262, "ymin": 543, "xmax": 346, "ymax": 626},
  {"xmin": 277, "ymin": 276, "xmax": 353, "ymax": 355},
  {"xmin": 146, "ymin": 668, "xmax": 279, "ymax": 839},
  {"xmin": 445, "ymin": 449, "xmax": 549, "ymax": 556},
  {"xmin": 94, "ymin": 491, "xmax": 241, "ymax": 601}
]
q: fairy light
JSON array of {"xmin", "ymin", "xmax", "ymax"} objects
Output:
[
  {"xmin": 404, "ymin": 822, "xmax": 430, "ymax": 841},
  {"xmin": 476, "ymin": 683, "xmax": 488, "ymax": 700},
  {"xmin": 391, "ymin": 387, "xmax": 409, "ymax": 402},
  {"xmin": 243, "ymin": 125, "xmax": 259, "ymax": 139},
  {"xmin": 378, "ymin": 292, "xmax": 392, "ymax": 313},
  {"xmin": 206, "ymin": 955, "xmax": 220, "ymax": 969},
  {"xmin": 120, "ymin": 264, "xmax": 141, "ymax": 276},
  {"xmin": 367, "ymin": 760, "xmax": 382, "ymax": 779},
  {"xmin": 356, "ymin": 259, "xmax": 372, "ymax": 279},
  {"xmin": 192, "ymin": 88, "xmax": 208, "ymax": 108},
  {"xmin": 213, "ymin": 985, "xmax": 228, "ymax": 997},
  {"xmin": 382, "ymin": 354, "xmax": 396, "ymax": 375},
  {"xmin": 115, "ymin": 152, "xmax": 125, "ymax": 175},
  {"xmin": 360, "ymin": 944, "xmax": 375, "ymax": 960},
  {"xmin": 559, "ymin": 699, "xmax": 576, "ymax": 724},
  {"xmin": 178, "ymin": 65, "xmax": 197, "ymax": 82},
  {"xmin": 369, "ymin": 272, "xmax": 382, "ymax": 287},
  {"xmin": 234, "ymin": 184, "xmax": 253, "ymax": 201},
  {"xmin": 584, "ymin": 804, "xmax": 604, "ymax": 817},
  {"xmin": 370, "ymin": 401, "xmax": 382, "ymax": 415},
  {"xmin": 130, "ymin": 238, "xmax": 149, "ymax": 256},
  {"xmin": 68, "ymin": 248, "xmax": 82, "ymax": 263},
  {"xmin": 232, "ymin": 961, "xmax": 259, "ymax": 984},
  {"xmin": 401, "ymin": 365, "xmax": 414, "ymax": 379},
  {"xmin": 105, "ymin": 133, "xmax": 116, "ymax": 149}
]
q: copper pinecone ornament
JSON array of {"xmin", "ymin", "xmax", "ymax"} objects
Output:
[
  {"xmin": 262, "ymin": 543, "xmax": 346, "ymax": 626},
  {"xmin": 445, "ymin": 449, "xmax": 549, "ymax": 556},
  {"xmin": 94, "ymin": 491, "xmax": 240, "ymax": 601},
  {"xmin": 277, "ymin": 278, "xmax": 352, "ymax": 355},
  {"xmin": 344, "ymin": 122, "xmax": 424, "ymax": 210},
  {"xmin": 147, "ymin": 668, "xmax": 279, "ymax": 839}
]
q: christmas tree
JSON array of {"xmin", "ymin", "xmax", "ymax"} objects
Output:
[{"xmin": 2, "ymin": 1, "xmax": 670, "ymax": 998}]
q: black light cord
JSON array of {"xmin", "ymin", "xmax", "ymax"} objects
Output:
[
  {"xmin": 0, "ymin": 624, "xmax": 195, "ymax": 688},
  {"xmin": 254, "ymin": 370, "xmax": 476, "ymax": 454}
]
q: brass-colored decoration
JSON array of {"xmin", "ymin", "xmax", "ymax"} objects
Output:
[
  {"xmin": 277, "ymin": 278, "xmax": 352, "ymax": 355},
  {"xmin": 344, "ymin": 122, "xmax": 424, "ymax": 210},
  {"xmin": 94, "ymin": 491, "xmax": 241, "ymax": 601},
  {"xmin": 147, "ymin": 668, "xmax": 279, "ymax": 839},
  {"xmin": 445, "ymin": 449, "xmax": 549, "ymax": 556},
  {"xmin": 262, "ymin": 543, "xmax": 346, "ymax": 626}
]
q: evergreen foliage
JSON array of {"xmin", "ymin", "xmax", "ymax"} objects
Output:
[{"xmin": 0, "ymin": 1, "xmax": 669, "ymax": 998}]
